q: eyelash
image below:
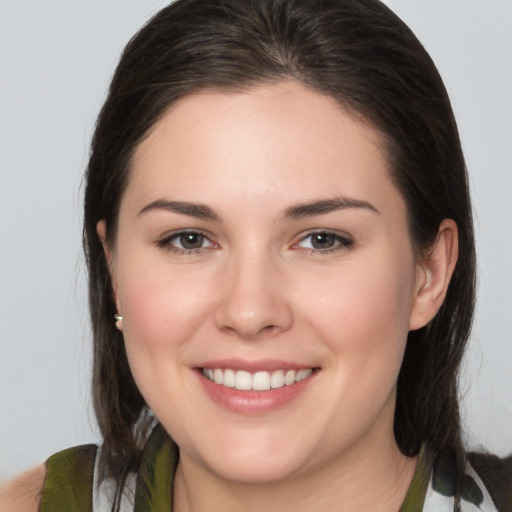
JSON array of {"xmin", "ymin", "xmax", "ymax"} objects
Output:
[
  {"xmin": 156, "ymin": 230, "xmax": 354, "ymax": 255},
  {"xmin": 293, "ymin": 231, "xmax": 354, "ymax": 255},
  {"xmin": 157, "ymin": 230, "xmax": 217, "ymax": 255}
]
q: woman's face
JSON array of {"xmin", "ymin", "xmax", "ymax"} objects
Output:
[{"xmin": 107, "ymin": 82, "xmax": 427, "ymax": 483}]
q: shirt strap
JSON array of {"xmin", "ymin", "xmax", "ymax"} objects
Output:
[
  {"xmin": 399, "ymin": 444, "xmax": 434, "ymax": 512},
  {"xmin": 133, "ymin": 424, "xmax": 178, "ymax": 512},
  {"xmin": 39, "ymin": 444, "xmax": 97, "ymax": 512}
]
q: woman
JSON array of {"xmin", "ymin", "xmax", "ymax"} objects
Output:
[{"xmin": 1, "ymin": 0, "xmax": 510, "ymax": 510}]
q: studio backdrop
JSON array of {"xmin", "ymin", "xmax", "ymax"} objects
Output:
[{"xmin": 1, "ymin": 0, "xmax": 511, "ymax": 479}]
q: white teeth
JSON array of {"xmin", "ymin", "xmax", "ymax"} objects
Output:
[
  {"xmin": 223, "ymin": 369, "xmax": 235, "ymax": 387},
  {"xmin": 253, "ymin": 371, "xmax": 271, "ymax": 391},
  {"xmin": 202, "ymin": 367, "xmax": 314, "ymax": 391},
  {"xmin": 270, "ymin": 370, "xmax": 285, "ymax": 389},
  {"xmin": 235, "ymin": 370, "xmax": 252, "ymax": 390},
  {"xmin": 295, "ymin": 369, "xmax": 313, "ymax": 382},
  {"xmin": 214, "ymin": 368, "xmax": 223, "ymax": 384},
  {"xmin": 284, "ymin": 369, "xmax": 295, "ymax": 385}
]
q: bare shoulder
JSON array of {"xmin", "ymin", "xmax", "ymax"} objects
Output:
[{"xmin": 0, "ymin": 464, "xmax": 46, "ymax": 512}]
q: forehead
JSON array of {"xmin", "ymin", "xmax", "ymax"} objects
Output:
[{"xmin": 126, "ymin": 81, "xmax": 401, "ymax": 216}]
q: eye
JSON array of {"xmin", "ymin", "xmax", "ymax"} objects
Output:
[
  {"xmin": 158, "ymin": 230, "xmax": 216, "ymax": 253},
  {"xmin": 294, "ymin": 231, "xmax": 353, "ymax": 253}
]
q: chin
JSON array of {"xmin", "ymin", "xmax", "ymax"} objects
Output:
[
  {"xmin": 204, "ymin": 450, "xmax": 308, "ymax": 484},
  {"xmin": 176, "ymin": 425, "xmax": 316, "ymax": 484}
]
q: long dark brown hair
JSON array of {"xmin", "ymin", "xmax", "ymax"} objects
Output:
[{"xmin": 83, "ymin": 0, "xmax": 475, "ymax": 487}]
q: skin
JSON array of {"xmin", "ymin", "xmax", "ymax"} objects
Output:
[
  {"xmin": 0, "ymin": 465, "xmax": 45, "ymax": 512},
  {"xmin": 101, "ymin": 81, "xmax": 457, "ymax": 511},
  {"xmin": 0, "ymin": 81, "xmax": 457, "ymax": 511}
]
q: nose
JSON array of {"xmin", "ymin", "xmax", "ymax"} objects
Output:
[{"xmin": 213, "ymin": 251, "xmax": 293, "ymax": 340}]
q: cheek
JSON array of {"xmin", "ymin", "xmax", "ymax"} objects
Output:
[
  {"xmin": 117, "ymin": 271, "xmax": 214, "ymax": 422},
  {"xmin": 115, "ymin": 261, "xmax": 214, "ymax": 389},
  {"xmin": 307, "ymin": 260, "xmax": 412, "ymax": 337},
  {"xmin": 119, "ymin": 257, "xmax": 212, "ymax": 336},
  {"xmin": 300, "ymin": 252, "xmax": 415, "ymax": 387}
]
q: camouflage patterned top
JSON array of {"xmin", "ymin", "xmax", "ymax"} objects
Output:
[{"xmin": 39, "ymin": 424, "xmax": 511, "ymax": 512}]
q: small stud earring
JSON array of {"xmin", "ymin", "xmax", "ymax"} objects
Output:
[{"xmin": 114, "ymin": 314, "xmax": 123, "ymax": 330}]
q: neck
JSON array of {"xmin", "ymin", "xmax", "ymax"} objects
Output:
[{"xmin": 173, "ymin": 433, "xmax": 417, "ymax": 512}]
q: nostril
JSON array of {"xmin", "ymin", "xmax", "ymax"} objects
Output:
[
  {"xmin": 220, "ymin": 322, "xmax": 280, "ymax": 339},
  {"xmin": 213, "ymin": 281, "xmax": 293, "ymax": 338}
]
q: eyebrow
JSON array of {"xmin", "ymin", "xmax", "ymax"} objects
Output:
[
  {"xmin": 282, "ymin": 197, "xmax": 380, "ymax": 220},
  {"xmin": 139, "ymin": 200, "xmax": 221, "ymax": 221},
  {"xmin": 138, "ymin": 196, "xmax": 379, "ymax": 222}
]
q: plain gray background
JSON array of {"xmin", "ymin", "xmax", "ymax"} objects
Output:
[{"xmin": 1, "ymin": 0, "xmax": 511, "ymax": 480}]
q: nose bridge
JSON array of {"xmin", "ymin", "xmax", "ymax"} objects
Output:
[{"xmin": 214, "ymin": 243, "xmax": 292, "ymax": 338}]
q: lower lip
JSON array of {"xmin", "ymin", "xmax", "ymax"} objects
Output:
[{"xmin": 197, "ymin": 370, "xmax": 317, "ymax": 415}]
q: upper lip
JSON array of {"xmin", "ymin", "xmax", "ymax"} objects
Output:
[{"xmin": 197, "ymin": 358, "xmax": 319, "ymax": 373}]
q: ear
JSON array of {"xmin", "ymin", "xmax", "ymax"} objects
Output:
[
  {"xmin": 409, "ymin": 219, "xmax": 459, "ymax": 331},
  {"xmin": 96, "ymin": 220, "xmax": 122, "ymax": 315}
]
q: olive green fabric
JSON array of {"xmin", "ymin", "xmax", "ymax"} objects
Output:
[
  {"xmin": 399, "ymin": 444, "xmax": 433, "ymax": 511},
  {"xmin": 39, "ymin": 443, "xmax": 97, "ymax": 512},
  {"xmin": 133, "ymin": 424, "xmax": 178, "ymax": 511},
  {"xmin": 39, "ymin": 428, "xmax": 510, "ymax": 511},
  {"xmin": 38, "ymin": 426, "xmax": 178, "ymax": 512}
]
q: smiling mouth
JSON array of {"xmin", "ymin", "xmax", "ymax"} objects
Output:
[{"xmin": 201, "ymin": 368, "xmax": 314, "ymax": 391}]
